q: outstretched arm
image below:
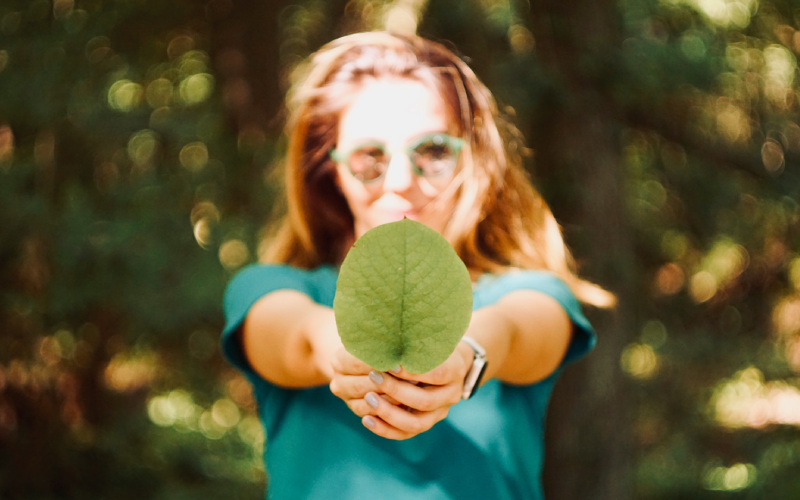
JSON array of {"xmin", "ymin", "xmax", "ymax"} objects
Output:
[
  {"xmin": 241, "ymin": 290, "xmax": 342, "ymax": 388},
  {"xmin": 473, "ymin": 288, "xmax": 573, "ymax": 386}
]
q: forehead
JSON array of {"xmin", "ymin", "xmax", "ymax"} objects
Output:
[{"xmin": 336, "ymin": 77, "xmax": 450, "ymax": 148}]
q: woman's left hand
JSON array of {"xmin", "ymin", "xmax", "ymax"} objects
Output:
[{"xmin": 329, "ymin": 343, "xmax": 474, "ymax": 440}]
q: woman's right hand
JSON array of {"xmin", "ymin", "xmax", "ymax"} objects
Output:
[{"xmin": 328, "ymin": 346, "xmax": 471, "ymax": 440}]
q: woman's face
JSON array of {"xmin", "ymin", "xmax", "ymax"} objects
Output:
[{"xmin": 334, "ymin": 77, "xmax": 458, "ymax": 239}]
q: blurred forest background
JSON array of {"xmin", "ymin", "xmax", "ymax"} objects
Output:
[{"xmin": 2, "ymin": 0, "xmax": 800, "ymax": 498}]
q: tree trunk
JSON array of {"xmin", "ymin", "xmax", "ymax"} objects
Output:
[
  {"xmin": 526, "ymin": 3, "xmax": 637, "ymax": 499},
  {"xmin": 209, "ymin": 0, "xmax": 290, "ymax": 134}
]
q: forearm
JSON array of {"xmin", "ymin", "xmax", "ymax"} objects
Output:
[
  {"xmin": 467, "ymin": 290, "xmax": 572, "ymax": 385},
  {"xmin": 242, "ymin": 290, "xmax": 341, "ymax": 388}
]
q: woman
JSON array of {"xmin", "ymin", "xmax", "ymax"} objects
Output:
[{"xmin": 221, "ymin": 32, "xmax": 613, "ymax": 500}]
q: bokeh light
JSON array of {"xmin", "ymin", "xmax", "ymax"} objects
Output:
[
  {"xmin": 788, "ymin": 256, "xmax": 800, "ymax": 290},
  {"xmin": 127, "ymin": 129, "xmax": 159, "ymax": 173},
  {"xmin": 53, "ymin": 0, "xmax": 74, "ymax": 19},
  {"xmin": 669, "ymin": 0, "xmax": 757, "ymax": 28},
  {"xmin": 660, "ymin": 231, "xmax": 689, "ymax": 261},
  {"xmin": 237, "ymin": 415, "xmax": 265, "ymax": 451},
  {"xmin": 191, "ymin": 201, "xmax": 220, "ymax": 249},
  {"xmin": 508, "ymin": 24, "xmax": 535, "ymax": 54},
  {"xmin": 715, "ymin": 100, "xmax": 750, "ymax": 144},
  {"xmin": 219, "ymin": 239, "xmax": 250, "ymax": 270},
  {"xmin": 104, "ymin": 352, "xmax": 158, "ymax": 392},
  {"xmin": 383, "ymin": 0, "xmax": 425, "ymax": 34},
  {"xmin": 621, "ymin": 343, "xmax": 660, "ymax": 380},
  {"xmin": 0, "ymin": 125, "xmax": 14, "ymax": 167},
  {"xmin": 179, "ymin": 73, "xmax": 215, "ymax": 106},
  {"xmin": 641, "ymin": 320, "xmax": 668, "ymax": 348},
  {"xmin": 108, "ymin": 80, "xmax": 143, "ymax": 112},
  {"xmin": 85, "ymin": 35, "xmax": 111, "ymax": 63},
  {"xmin": 762, "ymin": 140, "xmax": 785, "ymax": 174},
  {"xmin": 762, "ymin": 44, "xmax": 796, "ymax": 106},
  {"xmin": 179, "ymin": 142, "xmax": 209, "ymax": 172},
  {"xmin": 703, "ymin": 463, "xmax": 757, "ymax": 491},
  {"xmin": 654, "ymin": 262, "xmax": 685, "ymax": 295},
  {"xmin": 211, "ymin": 398, "xmax": 241, "ymax": 429},
  {"xmin": 689, "ymin": 271, "xmax": 717, "ymax": 303},
  {"xmin": 146, "ymin": 78, "xmax": 173, "ymax": 108},
  {"xmin": 680, "ymin": 32, "xmax": 706, "ymax": 61},
  {"xmin": 773, "ymin": 296, "xmax": 800, "ymax": 337},
  {"xmin": 711, "ymin": 367, "xmax": 800, "ymax": 428},
  {"xmin": 194, "ymin": 219, "xmax": 214, "ymax": 249}
]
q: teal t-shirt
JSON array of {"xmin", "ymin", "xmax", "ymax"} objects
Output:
[{"xmin": 221, "ymin": 264, "xmax": 595, "ymax": 500}]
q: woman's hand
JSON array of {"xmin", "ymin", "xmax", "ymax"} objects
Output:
[{"xmin": 329, "ymin": 343, "xmax": 474, "ymax": 440}]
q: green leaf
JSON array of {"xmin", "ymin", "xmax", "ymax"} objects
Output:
[{"xmin": 333, "ymin": 218, "xmax": 473, "ymax": 374}]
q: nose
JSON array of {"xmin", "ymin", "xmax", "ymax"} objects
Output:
[{"xmin": 381, "ymin": 152, "xmax": 414, "ymax": 193}]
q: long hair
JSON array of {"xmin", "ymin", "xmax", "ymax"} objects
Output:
[{"xmin": 261, "ymin": 32, "xmax": 614, "ymax": 307}]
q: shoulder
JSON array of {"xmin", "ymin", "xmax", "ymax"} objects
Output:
[
  {"xmin": 223, "ymin": 264, "xmax": 338, "ymax": 330},
  {"xmin": 224, "ymin": 263, "xmax": 338, "ymax": 294},
  {"xmin": 224, "ymin": 264, "xmax": 338, "ymax": 309},
  {"xmin": 474, "ymin": 269, "xmax": 577, "ymax": 310}
]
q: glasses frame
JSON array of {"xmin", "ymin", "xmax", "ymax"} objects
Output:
[{"xmin": 330, "ymin": 132, "xmax": 464, "ymax": 183}]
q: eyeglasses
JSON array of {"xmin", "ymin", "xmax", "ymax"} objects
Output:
[{"xmin": 330, "ymin": 133, "xmax": 464, "ymax": 183}]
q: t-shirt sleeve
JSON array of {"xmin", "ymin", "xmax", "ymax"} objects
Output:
[
  {"xmin": 220, "ymin": 264, "xmax": 320, "ymax": 381},
  {"xmin": 475, "ymin": 271, "xmax": 596, "ymax": 367}
]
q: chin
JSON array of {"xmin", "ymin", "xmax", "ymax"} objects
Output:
[
  {"xmin": 356, "ymin": 213, "xmax": 444, "ymax": 236},
  {"xmin": 379, "ymin": 211, "xmax": 417, "ymax": 224}
]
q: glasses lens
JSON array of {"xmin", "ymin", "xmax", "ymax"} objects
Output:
[
  {"xmin": 412, "ymin": 136, "xmax": 458, "ymax": 176},
  {"xmin": 349, "ymin": 146, "xmax": 387, "ymax": 181}
]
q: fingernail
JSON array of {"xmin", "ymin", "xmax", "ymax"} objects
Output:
[
  {"xmin": 365, "ymin": 393, "xmax": 379, "ymax": 409},
  {"xmin": 368, "ymin": 370, "xmax": 384, "ymax": 385},
  {"xmin": 363, "ymin": 416, "xmax": 376, "ymax": 428},
  {"xmin": 389, "ymin": 366, "xmax": 401, "ymax": 374}
]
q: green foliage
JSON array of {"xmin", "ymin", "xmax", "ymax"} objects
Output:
[
  {"xmin": 334, "ymin": 219, "xmax": 473, "ymax": 374},
  {"xmin": 0, "ymin": 0, "xmax": 271, "ymax": 497}
]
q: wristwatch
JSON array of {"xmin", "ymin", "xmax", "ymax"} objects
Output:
[{"xmin": 460, "ymin": 336, "xmax": 488, "ymax": 400}]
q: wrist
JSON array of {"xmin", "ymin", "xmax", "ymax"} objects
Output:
[
  {"xmin": 473, "ymin": 305, "xmax": 516, "ymax": 362},
  {"xmin": 303, "ymin": 306, "xmax": 341, "ymax": 380},
  {"xmin": 455, "ymin": 340, "xmax": 475, "ymax": 377},
  {"xmin": 459, "ymin": 306, "xmax": 515, "ymax": 388}
]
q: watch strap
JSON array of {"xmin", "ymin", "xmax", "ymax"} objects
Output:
[{"xmin": 461, "ymin": 336, "xmax": 488, "ymax": 400}]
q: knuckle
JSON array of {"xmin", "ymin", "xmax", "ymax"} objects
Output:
[
  {"xmin": 329, "ymin": 380, "xmax": 341, "ymax": 396},
  {"xmin": 380, "ymin": 376, "xmax": 397, "ymax": 394},
  {"xmin": 375, "ymin": 403, "xmax": 391, "ymax": 421},
  {"xmin": 348, "ymin": 403, "xmax": 360, "ymax": 416},
  {"xmin": 358, "ymin": 379, "xmax": 374, "ymax": 396},
  {"xmin": 361, "ymin": 402, "xmax": 377, "ymax": 417}
]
